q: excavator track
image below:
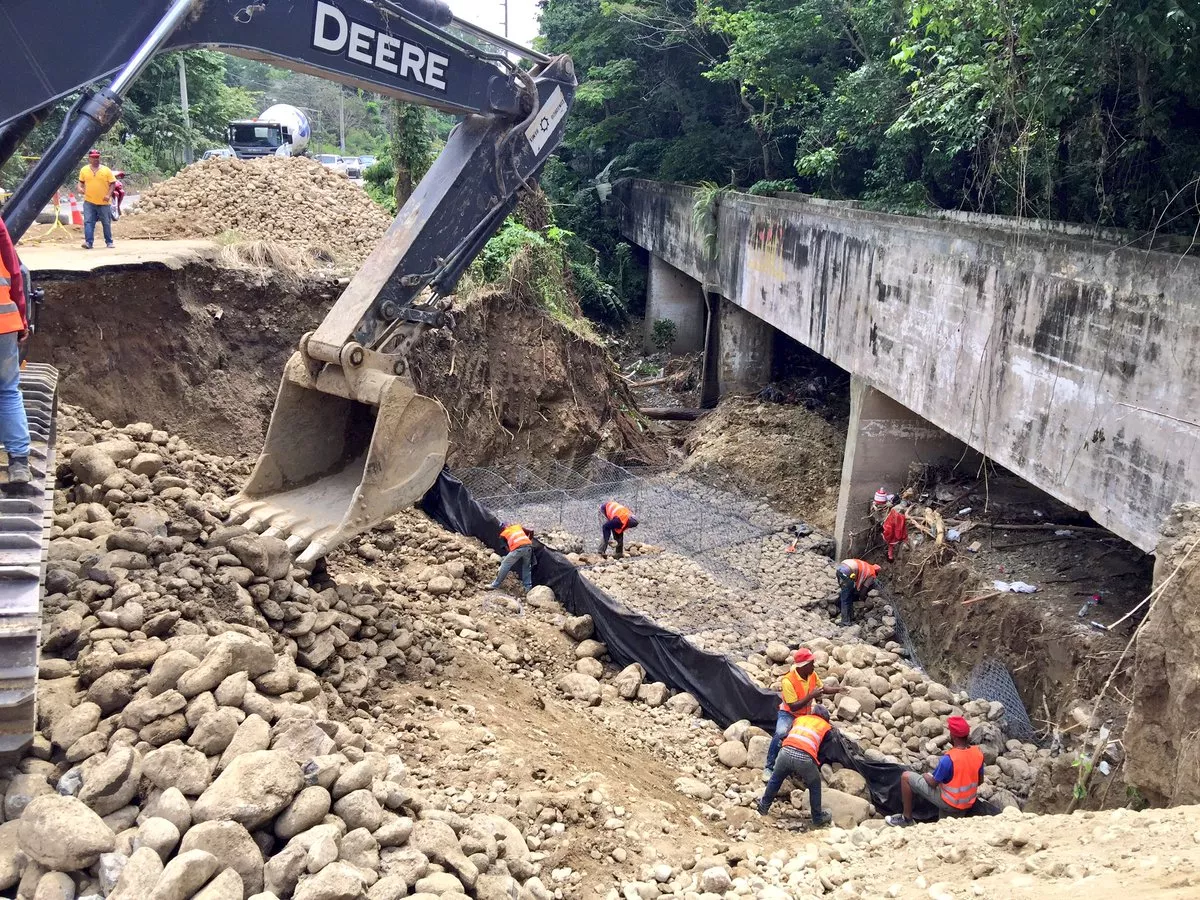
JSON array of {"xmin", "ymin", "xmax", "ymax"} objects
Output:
[{"xmin": 0, "ymin": 364, "xmax": 57, "ymax": 753}]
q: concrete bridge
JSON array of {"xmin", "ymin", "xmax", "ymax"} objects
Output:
[{"xmin": 613, "ymin": 179, "xmax": 1200, "ymax": 554}]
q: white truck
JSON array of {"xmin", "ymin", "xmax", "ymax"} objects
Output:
[{"xmin": 227, "ymin": 104, "xmax": 311, "ymax": 160}]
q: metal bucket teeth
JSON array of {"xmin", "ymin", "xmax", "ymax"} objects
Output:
[{"xmin": 0, "ymin": 364, "xmax": 57, "ymax": 753}]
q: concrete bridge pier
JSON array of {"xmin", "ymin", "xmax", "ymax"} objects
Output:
[
  {"xmin": 835, "ymin": 377, "xmax": 970, "ymax": 557},
  {"xmin": 714, "ymin": 296, "xmax": 774, "ymax": 397},
  {"xmin": 643, "ymin": 256, "xmax": 706, "ymax": 354}
]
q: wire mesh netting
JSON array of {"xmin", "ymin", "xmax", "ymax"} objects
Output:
[
  {"xmin": 456, "ymin": 459, "xmax": 782, "ymax": 589},
  {"xmin": 967, "ymin": 658, "xmax": 1036, "ymax": 740}
]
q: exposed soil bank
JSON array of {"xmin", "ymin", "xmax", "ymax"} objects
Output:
[
  {"xmin": 32, "ymin": 263, "xmax": 333, "ymax": 452},
  {"xmin": 32, "ymin": 262, "xmax": 660, "ymax": 467}
]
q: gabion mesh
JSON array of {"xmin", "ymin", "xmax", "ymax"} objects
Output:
[{"xmin": 967, "ymin": 658, "xmax": 1037, "ymax": 740}]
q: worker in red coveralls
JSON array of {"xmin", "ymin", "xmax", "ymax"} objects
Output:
[
  {"xmin": 0, "ymin": 218, "xmax": 31, "ymax": 485},
  {"xmin": 883, "ymin": 501, "xmax": 910, "ymax": 561}
]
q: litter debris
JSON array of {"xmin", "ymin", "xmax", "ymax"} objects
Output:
[
  {"xmin": 993, "ymin": 580, "xmax": 1038, "ymax": 593},
  {"xmin": 958, "ymin": 507, "xmax": 973, "ymax": 515},
  {"xmin": 966, "ymin": 540, "xmax": 982, "ymax": 553},
  {"xmin": 1054, "ymin": 529, "xmax": 1074, "ymax": 537},
  {"xmin": 1077, "ymin": 594, "xmax": 1101, "ymax": 617},
  {"xmin": 946, "ymin": 528, "xmax": 961, "ymax": 542}
]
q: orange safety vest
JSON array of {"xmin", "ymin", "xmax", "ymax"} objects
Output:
[
  {"xmin": 603, "ymin": 501, "xmax": 632, "ymax": 533},
  {"xmin": 778, "ymin": 669, "xmax": 820, "ymax": 713},
  {"xmin": 781, "ymin": 714, "xmax": 831, "ymax": 761},
  {"xmin": 500, "ymin": 524, "xmax": 531, "ymax": 552},
  {"xmin": 842, "ymin": 559, "xmax": 876, "ymax": 586},
  {"xmin": 0, "ymin": 255, "xmax": 23, "ymax": 335},
  {"xmin": 939, "ymin": 745, "xmax": 985, "ymax": 810}
]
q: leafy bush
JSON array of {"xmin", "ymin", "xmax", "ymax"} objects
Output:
[{"xmin": 651, "ymin": 318, "xmax": 678, "ymax": 351}]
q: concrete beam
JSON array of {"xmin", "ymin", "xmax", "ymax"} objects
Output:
[
  {"xmin": 834, "ymin": 377, "xmax": 969, "ymax": 557},
  {"xmin": 716, "ymin": 296, "xmax": 773, "ymax": 396},
  {"xmin": 643, "ymin": 255, "xmax": 706, "ymax": 354}
]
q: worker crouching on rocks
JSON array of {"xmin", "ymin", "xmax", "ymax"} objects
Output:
[
  {"xmin": 598, "ymin": 500, "xmax": 638, "ymax": 559},
  {"xmin": 758, "ymin": 704, "xmax": 833, "ymax": 826},
  {"xmin": 490, "ymin": 522, "xmax": 535, "ymax": 592},
  {"xmin": 886, "ymin": 715, "xmax": 985, "ymax": 826},
  {"xmin": 765, "ymin": 648, "xmax": 842, "ymax": 777},
  {"xmin": 835, "ymin": 558, "xmax": 880, "ymax": 625}
]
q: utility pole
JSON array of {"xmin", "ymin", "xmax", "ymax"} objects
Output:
[
  {"xmin": 338, "ymin": 90, "xmax": 345, "ymax": 152},
  {"xmin": 501, "ymin": 0, "xmax": 508, "ymax": 37},
  {"xmin": 178, "ymin": 55, "xmax": 193, "ymax": 165}
]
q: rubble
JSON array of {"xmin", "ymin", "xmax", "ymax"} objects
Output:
[{"xmin": 124, "ymin": 157, "xmax": 392, "ymax": 263}]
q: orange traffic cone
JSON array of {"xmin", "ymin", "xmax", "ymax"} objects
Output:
[{"xmin": 68, "ymin": 193, "xmax": 83, "ymax": 226}]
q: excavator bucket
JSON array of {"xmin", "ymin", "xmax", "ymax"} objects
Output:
[{"xmin": 230, "ymin": 351, "xmax": 449, "ymax": 568}]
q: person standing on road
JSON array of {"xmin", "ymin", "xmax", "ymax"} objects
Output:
[
  {"xmin": 886, "ymin": 715, "xmax": 985, "ymax": 826},
  {"xmin": 598, "ymin": 499, "xmax": 639, "ymax": 559},
  {"xmin": 835, "ymin": 558, "xmax": 880, "ymax": 625},
  {"xmin": 490, "ymin": 522, "xmax": 535, "ymax": 592},
  {"xmin": 757, "ymin": 704, "xmax": 833, "ymax": 825},
  {"xmin": 765, "ymin": 648, "xmax": 842, "ymax": 777},
  {"xmin": 77, "ymin": 149, "xmax": 116, "ymax": 249},
  {"xmin": 0, "ymin": 218, "xmax": 31, "ymax": 485}
]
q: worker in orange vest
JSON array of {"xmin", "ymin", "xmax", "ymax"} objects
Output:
[
  {"xmin": 598, "ymin": 500, "xmax": 639, "ymax": 559},
  {"xmin": 489, "ymin": 521, "xmax": 535, "ymax": 592},
  {"xmin": 886, "ymin": 715, "xmax": 985, "ymax": 826},
  {"xmin": 757, "ymin": 704, "xmax": 832, "ymax": 825},
  {"xmin": 764, "ymin": 648, "xmax": 842, "ymax": 775},
  {"xmin": 0, "ymin": 218, "xmax": 31, "ymax": 485},
  {"xmin": 835, "ymin": 558, "xmax": 880, "ymax": 625}
]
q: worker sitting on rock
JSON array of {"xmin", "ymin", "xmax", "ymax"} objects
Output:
[
  {"xmin": 758, "ymin": 704, "xmax": 833, "ymax": 826},
  {"xmin": 886, "ymin": 715, "xmax": 984, "ymax": 826},
  {"xmin": 598, "ymin": 500, "xmax": 638, "ymax": 559},
  {"xmin": 490, "ymin": 522, "xmax": 535, "ymax": 592},
  {"xmin": 765, "ymin": 648, "xmax": 842, "ymax": 777},
  {"xmin": 835, "ymin": 558, "xmax": 880, "ymax": 625}
]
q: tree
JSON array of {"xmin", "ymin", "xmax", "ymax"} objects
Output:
[{"xmin": 391, "ymin": 102, "xmax": 433, "ymax": 207}]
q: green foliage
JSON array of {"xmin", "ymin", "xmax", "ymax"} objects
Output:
[
  {"xmin": 748, "ymin": 178, "xmax": 799, "ymax": 196},
  {"xmin": 692, "ymin": 181, "xmax": 729, "ymax": 261},
  {"xmin": 391, "ymin": 102, "xmax": 433, "ymax": 207},
  {"xmin": 363, "ymin": 158, "xmax": 397, "ymax": 215},
  {"xmin": 651, "ymin": 318, "xmax": 678, "ymax": 351}
]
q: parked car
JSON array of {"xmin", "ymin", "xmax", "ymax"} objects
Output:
[
  {"xmin": 201, "ymin": 147, "xmax": 236, "ymax": 160},
  {"xmin": 358, "ymin": 155, "xmax": 378, "ymax": 170},
  {"xmin": 316, "ymin": 154, "xmax": 347, "ymax": 175},
  {"xmin": 343, "ymin": 157, "xmax": 363, "ymax": 180}
]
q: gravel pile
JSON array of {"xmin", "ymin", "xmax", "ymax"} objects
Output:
[{"xmin": 126, "ymin": 157, "xmax": 391, "ymax": 263}]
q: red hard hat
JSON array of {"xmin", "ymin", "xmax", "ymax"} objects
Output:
[
  {"xmin": 87, "ymin": 149, "xmax": 101, "ymax": 157},
  {"xmin": 947, "ymin": 715, "xmax": 970, "ymax": 738},
  {"xmin": 793, "ymin": 648, "xmax": 815, "ymax": 664}
]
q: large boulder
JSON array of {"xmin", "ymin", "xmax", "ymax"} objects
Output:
[
  {"xmin": 192, "ymin": 750, "xmax": 304, "ymax": 829},
  {"xmin": 181, "ymin": 820, "xmax": 265, "ymax": 895},
  {"xmin": 18, "ymin": 795, "xmax": 116, "ymax": 871},
  {"xmin": 557, "ymin": 673, "xmax": 601, "ymax": 705}
]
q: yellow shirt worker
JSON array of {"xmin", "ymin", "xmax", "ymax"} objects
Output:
[{"xmin": 77, "ymin": 149, "xmax": 116, "ymax": 249}]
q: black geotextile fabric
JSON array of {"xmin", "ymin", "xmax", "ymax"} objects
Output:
[{"xmin": 420, "ymin": 469, "xmax": 999, "ymax": 821}]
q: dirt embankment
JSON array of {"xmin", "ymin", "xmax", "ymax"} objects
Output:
[
  {"xmin": 1126, "ymin": 503, "xmax": 1200, "ymax": 806},
  {"xmin": 680, "ymin": 397, "xmax": 846, "ymax": 530},
  {"xmin": 32, "ymin": 264, "xmax": 336, "ymax": 452},
  {"xmin": 33, "ymin": 261, "xmax": 660, "ymax": 467}
]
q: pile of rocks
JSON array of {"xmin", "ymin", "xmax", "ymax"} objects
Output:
[
  {"xmin": 1, "ymin": 407, "xmax": 574, "ymax": 900},
  {"xmin": 126, "ymin": 157, "xmax": 392, "ymax": 263}
]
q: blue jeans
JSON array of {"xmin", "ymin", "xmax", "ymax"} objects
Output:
[
  {"xmin": 0, "ymin": 333, "xmax": 29, "ymax": 458},
  {"xmin": 765, "ymin": 709, "xmax": 794, "ymax": 770},
  {"xmin": 493, "ymin": 545, "xmax": 532, "ymax": 590},
  {"xmin": 758, "ymin": 747, "xmax": 823, "ymax": 817},
  {"xmin": 83, "ymin": 201, "xmax": 113, "ymax": 246}
]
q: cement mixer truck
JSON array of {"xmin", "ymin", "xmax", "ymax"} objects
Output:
[{"xmin": 227, "ymin": 103, "xmax": 311, "ymax": 159}]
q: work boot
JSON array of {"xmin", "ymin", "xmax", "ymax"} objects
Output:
[
  {"xmin": 884, "ymin": 814, "xmax": 913, "ymax": 828},
  {"xmin": 6, "ymin": 456, "xmax": 31, "ymax": 485},
  {"xmin": 811, "ymin": 812, "xmax": 832, "ymax": 828},
  {"xmin": 80, "ymin": 242, "xmax": 92, "ymax": 250},
  {"xmin": 614, "ymin": 548, "xmax": 624, "ymax": 560}
]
